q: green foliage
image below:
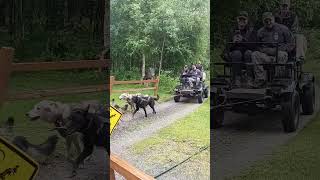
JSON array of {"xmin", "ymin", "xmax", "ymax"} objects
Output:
[
  {"xmin": 111, "ymin": 0, "xmax": 209, "ymax": 76},
  {"xmin": 212, "ymin": 0, "xmax": 320, "ymax": 47}
]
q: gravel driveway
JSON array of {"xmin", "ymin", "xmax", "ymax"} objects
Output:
[{"xmin": 211, "ymin": 87, "xmax": 319, "ymax": 180}]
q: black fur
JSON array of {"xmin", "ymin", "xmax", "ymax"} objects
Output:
[
  {"xmin": 61, "ymin": 107, "xmax": 109, "ymax": 174},
  {"xmin": 132, "ymin": 95, "xmax": 159, "ymax": 117}
]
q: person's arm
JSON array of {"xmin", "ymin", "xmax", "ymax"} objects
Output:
[
  {"xmin": 279, "ymin": 28, "xmax": 295, "ymax": 52},
  {"xmin": 291, "ymin": 13, "xmax": 299, "ymax": 33}
]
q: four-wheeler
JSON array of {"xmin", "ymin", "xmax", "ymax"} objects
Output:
[
  {"xmin": 174, "ymin": 70, "xmax": 209, "ymax": 104},
  {"xmin": 211, "ymin": 42, "xmax": 315, "ymax": 133}
]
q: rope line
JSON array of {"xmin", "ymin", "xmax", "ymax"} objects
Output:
[{"xmin": 154, "ymin": 145, "xmax": 209, "ymax": 179}]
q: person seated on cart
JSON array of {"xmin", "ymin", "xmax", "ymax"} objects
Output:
[
  {"xmin": 186, "ymin": 65, "xmax": 202, "ymax": 88},
  {"xmin": 274, "ymin": 0, "xmax": 307, "ymax": 61},
  {"xmin": 180, "ymin": 65, "xmax": 190, "ymax": 84},
  {"xmin": 222, "ymin": 11, "xmax": 257, "ymax": 87},
  {"xmin": 251, "ymin": 12, "xmax": 295, "ymax": 87}
]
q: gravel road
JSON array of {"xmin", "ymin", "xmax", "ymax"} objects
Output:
[
  {"xmin": 211, "ymin": 88, "xmax": 319, "ymax": 180},
  {"xmin": 111, "ymin": 97, "xmax": 209, "ymax": 179}
]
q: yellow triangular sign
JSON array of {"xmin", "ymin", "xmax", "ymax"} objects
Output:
[
  {"xmin": 110, "ymin": 106, "xmax": 123, "ymax": 134},
  {"xmin": 0, "ymin": 136, "xmax": 39, "ymax": 180}
]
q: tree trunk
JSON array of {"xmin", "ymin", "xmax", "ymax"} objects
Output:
[
  {"xmin": 142, "ymin": 52, "xmax": 146, "ymax": 80},
  {"xmin": 103, "ymin": 0, "xmax": 109, "ymax": 50},
  {"xmin": 159, "ymin": 36, "xmax": 165, "ymax": 77}
]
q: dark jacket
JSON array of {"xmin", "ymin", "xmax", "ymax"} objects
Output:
[
  {"xmin": 257, "ymin": 23, "xmax": 295, "ymax": 53},
  {"xmin": 274, "ymin": 9, "xmax": 299, "ymax": 33},
  {"xmin": 227, "ymin": 25, "xmax": 257, "ymax": 52}
]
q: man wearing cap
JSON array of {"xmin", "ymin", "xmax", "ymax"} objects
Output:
[
  {"xmin": 222, "ymin": 11, "xmax": 257, "ymax": 87},
  {"xmin": 251, "ymin": 12, "xmax": 295, "ymax": 87},
  {"xmin": 274, "ymin": 0, "xmax": 307, "ymax": 60}
]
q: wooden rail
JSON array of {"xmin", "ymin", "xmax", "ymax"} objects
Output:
[
  {"xmin": 0, "ymin": 47, "xmax": 14, "ymax": 106},
  {"xmin": 8, "ymin": 84, "xmax": 109, "ymax": 101},
  {"xmin": 110, "ymin": 153, "xmax": 155, "ymax": 180},
  {"xmin": 110, "ymin": 76, "xmax": 159, "ymax": 96},
  {"xmin": 12, "ymin": 59, "xmax": 110, "ymax": 72}
]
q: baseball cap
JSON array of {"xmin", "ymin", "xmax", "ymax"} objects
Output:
[
  {"xmin": 237, "ymin": 11, "xmax": 249, "ymax": 19},
  {"xmin": 262, "ymin": 12, "xmax": 274, "ymax": 21},
  {"xmin": 280, "ymin": 0, "xmax": 290, "ymax": 5}
]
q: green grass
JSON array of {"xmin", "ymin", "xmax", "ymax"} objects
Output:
[
  {"xmin": 128, "ymin": 100, "xmax": 210, "ymax": 178},
  {"xmin": 131, "ymin": 100, "xmax": 210, "ymax": 161},
  {"xmin": 9, "ymin": 70, "xmax": 107, "ymax": 93},
  {"xmin": 228, "ymin": 29, "xmax": 320, "ymax": 180},
  {"xmin": 228, "ymin": 112, "xmax": 320, "ymax": 180}
]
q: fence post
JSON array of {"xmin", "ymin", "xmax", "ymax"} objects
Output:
[
  {"xmin": 110, "ymin": 169, "xmax": 116, "ymax": 180},
  {"xmin": 110, "ymin": 76, "xmax": 115, "ymax": 94},
  {"xmin": 154, "ymin": 76, "xmax": 159, "ymax": 96},
  {"xmin": 0, "ymin": 47, "xmax": 14, "ymax": 106}
]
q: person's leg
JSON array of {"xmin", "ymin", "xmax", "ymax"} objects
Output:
[
  {"xmin": 230, "ymin": 50, "xmax": 243, "ymax": 78},
  {"xmin": 251, "ymin": 51, "xmax": 271, "ymax": 81},
  {"xmin": 295, "ymin": 34, "xmax": 308, "ymax": 60},
  {"xmin": 276, "ymin": 51, "xmax": 288, "ymax": 77}
]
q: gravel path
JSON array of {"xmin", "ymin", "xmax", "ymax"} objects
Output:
[
  {"xmin": 35, "ymin": 149, "xmax": 108, "ymax": 180},
  {"xmin": 212, "ymin": 87, "xmax": 319, "ymax": 180},
  {"xmin": 111, "ymin": 97, "xmax": 209, "ymax": 179}
]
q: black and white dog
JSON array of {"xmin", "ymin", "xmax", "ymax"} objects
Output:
[{"xmin": 132, "ymin": 94, "xmax": 160, "ymax": 117}]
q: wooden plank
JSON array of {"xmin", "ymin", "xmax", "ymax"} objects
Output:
[
  {"xmin": 0, "ymin": 47, "xmax": 14, "ymax": 106},
  {"xmin": 8, "ymin": 84, "xmax": 109, "ymax": 101},
  {"xmin": 110, "ymin": 169, "xmax": 116, "ymax": 180},
  {"xmin": 112, "ymin": 79, "xmax": 158, "ymax": 85},
  {"xmin": 112, "ymin": 87, "xmax": 156, "ymax": 93},
  {"xmin": 110, "ymin": 153, "xmax": 155, "ymax": 180},
  {"xmin": 12, "ymin": 59, "xmax": 110, "ymax": 72}
]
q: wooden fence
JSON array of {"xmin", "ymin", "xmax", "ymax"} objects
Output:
[
  {"xmin": 110, "ymin": 76, "xmax": 160, "ymax": 96},
  {"xmin": 110, "ymin": 153, "xmax": 155, "ymax": 180},
  {"xmin": 7, "ymin": 59, "xmax": 110, "ymax": 100},
  {"xmin": 1, "ymin": 48, "xmax": 155, "ymax": 179}
]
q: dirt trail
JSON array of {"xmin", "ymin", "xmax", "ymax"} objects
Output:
[
  {"xmin": 110, "ymin": 97, "xmax": 208, "ymax": 179},
  {"xmin": 212, "ymin": 87, "xmax": 320, "ymax": 180}
]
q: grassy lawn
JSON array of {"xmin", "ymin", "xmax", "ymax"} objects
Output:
[
  {"xmin": 130, "ymin": 100, "xmax": 210, "ymax": 176},
  {"xmin": 9, "ymin": 70, "xmax": 107, "ymax": 93},
  {"xmin": 227, "ymin": 29, "xmax": 320, "ymax": 179}
]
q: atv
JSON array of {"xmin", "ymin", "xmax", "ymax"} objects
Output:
[
  {"xmin": 174, "ymin": 71, "xmax": 209, "ymax": 104},
  {"xmin": 211, "ymin": 42, "xmax": 315, "ymax": 133}
]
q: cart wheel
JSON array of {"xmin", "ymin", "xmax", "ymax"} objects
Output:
[
  {"xmin": 301, "ymin": 83, "xmax": 315, "ymax": 115},
  {"xmin": 204, "ymin": 87, "xmax": 209, "ymax": 98},
  {"xmin": 282, "ymin": 90, "xmax": 300, "ymax": 133},
  {"xmin": 174, "ymin": 95, "xmax": 180, "ymax": 102},
  {"xmin": 211, "ymin": 92, "xmax": 224, "ymax": 129},
  {"xmin": 197, "ymin": 93, "xmax": 204, "ymax": 104}
]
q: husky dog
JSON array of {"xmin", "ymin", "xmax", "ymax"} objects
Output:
[
  {"xmin": 132, "ymin": 94, "xmax": 160, "ymax": 117},
  {"xmin": 26, "ymin": 100, "xmax": 85, "ymax": 162}
]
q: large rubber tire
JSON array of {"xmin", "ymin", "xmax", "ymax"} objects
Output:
[
  {"xmin": 174, "ymin": 95, "xmax": 180, "ymax": 102},
  {"xmin": 197, "ymin": 93, "xmax": 204, "ymax": 104},
  {"xmin": 301, "ymin": 83, "xmax": 315, "ymax": 115},
  {"xmin": 204, "ymin": 87, "xmax": 209, "ymax": 98},
  {"xmin": 211, "ymin": 93, "xmax": 224, "ymax": 129},
  {"xmin": 282, "ymin": 90, "xmax": 300, "ymax": 133}
]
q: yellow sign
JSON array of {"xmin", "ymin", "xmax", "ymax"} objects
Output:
[
  {"xmin": 110, "ymin": 106, "xmax": 123, "ymax": 134},
  {"xmin": 0, "ymin": 136, "xmax": 39, "ymax": 180}
]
